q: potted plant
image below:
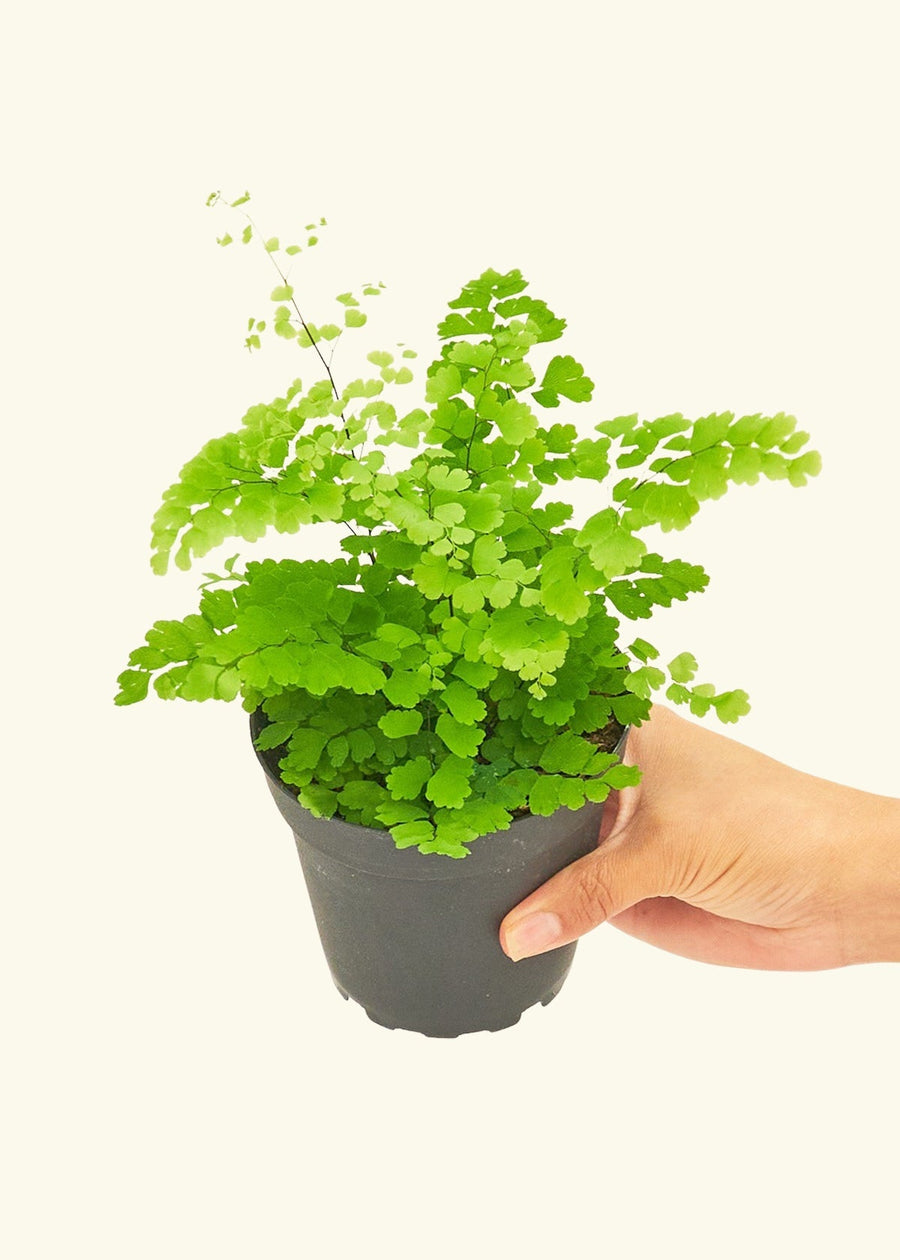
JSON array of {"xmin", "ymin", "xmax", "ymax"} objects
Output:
[{"xmin": 116, "ymin": 190, "xmax": 821, "ymax": 1037}]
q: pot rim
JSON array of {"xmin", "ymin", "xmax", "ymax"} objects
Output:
[{"xmin": 250, "ymin": 710, "xmax": 631, "ymax": 881}]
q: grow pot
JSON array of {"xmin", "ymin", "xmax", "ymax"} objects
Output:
[{"xmin": 250, "ymin": 712, "xmax": 628, "ymax": 1038}]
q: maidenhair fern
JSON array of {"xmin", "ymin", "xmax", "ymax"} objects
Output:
[{"xmin": 116, "ymin": 190, "xmax": 821, "ymax": 858}]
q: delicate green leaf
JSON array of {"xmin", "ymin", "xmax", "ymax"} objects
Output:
[
  {"xmin": 668, "ymin": 652, "xmax": 698, "ymax": 683},
  {"xmin": 729, "ymin": 445, "xmax": 763, "ymax": 484},
  {"xmin": 728, "ymin": 413, "xmax": 767, "ymax": 445},
  {"xmin": 540, "ymin": 546, "xmax": 589, "ymax": 624},
  {"xmin": 114, "ymin": 669, "xmax": 150, "ymax": 706},
  {"xmin": 712, "ymin": 689, "xmax": 751, "ymax": 722},
  {"xmin": 538, "ymin": 733, "xmax": 595, "ymax": 774},
  {"xmin": 382, "ymin": 668, "xmax": 430, "ymax": 708},
  {"xmin": 779, "ymin": 430, "xmax": 810, "ymax": 455},
  {"xmin": 686, "ymin": 447, "xmax": 730, "ymax": 499},
  {"xmin": 378, "ymin": 709, "xmax": 424, "ymax": 738},
  {"xmin": 472, "ymin": 535, "xmax": 506, "ymax": 575},
  {"xmin": 127, "ymin": 646, "xmax": 169, "ymax": 670},
  {"xmin": 425, "ymin": 364, "xmax": 462, "ymax": 405},
  {"xmin": 254, "ymin": 720, "xmax": 295, "ymax": 751},
  {"xmin": 452, "ymin": 659, "xmax": 497, "ymax": 689},
  {"xmin": 215, "ymin": 667, "xmax": 242, "ymax": 702},
  {"xmin": 347, "ymin": 729, "xmax": 377, "ymax": 762},
  {"xmin": 285, "ymin": 728, "xmax": 328, "ymax": 769},
  {"xmin": 482, "ymin": 396, "xmax": 537, "ymax": 444},
  {"xmin": 687, "ymin": 683, "xmax": 717, "ymax": 717},
  {"xmin": 626, "ymin": 665, "xmax": 666, "ymax": 699},
  {"xmin": 532, "ymin": 355, "xmax": 594, "ymax": 408},
  {"xmin": 428, "ymin": 464, "xmax": 470, "ymax": 492},
  {"xmin": 390, "ymin": 820, "xmax": 434, "ymax": 849},
  {"xmin": 756, "ymin": 412, "xmax": 797, "ymax": 449},
  {"xmin": 426, "ymin": 755, "xmax": 474, "ymax": 808},
  {"xmin": 440, "ymin": 680, "xmax": 486, "ymax": 725},
  {"xmin": 328, "ymin": 735, "xmax": 350, "ymax": 767},
  {"xmin": 419, "ymin": 836, "xmax": 470, "ymax": 859},
  {"xmin": 602, "ymin": 764, "xmax": 642, "ymax": 790},
  {"xmin": 529, "ymin": 774, "xmax": 563, "ymax": 816},
  {"xmin": 299, "ymin": 786, "xmax": 338, "ymax": 818},
  {"xmin": 576, "ymin": 508, "xmax": 646, "ymax": 578},
  {"xmin": 690, "ymin": 412, "xmax": 733, "ymax": 451},
  {"xmin": 435, "ymin": 713, "xmax": 484, "ymax": 758},
  {"xmin": 597, "ymin": 413, "xmax": 639, "ymax": 440},
  {"xmin": 787, "ymin": 450, "xmax": 822, "ymax": 486},
  {"xmin": 386, "ymin": 757, "xmax": 433, "ymax": 799},
  {"xmin": 666, "ymin": 681, "xmax": 692, "ymax": 705},
  {"xmin": 623, "ymin": 481, "xmax": 700, "ymax": 531}
]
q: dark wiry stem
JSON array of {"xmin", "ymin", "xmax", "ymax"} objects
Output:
[{"xmin": 243, "ymin": 209, "xmax": 358, "ymax": 457}]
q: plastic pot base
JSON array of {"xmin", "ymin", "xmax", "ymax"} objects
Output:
[{"xmin": 331, "ymin": 967, "xmax": 570, "ymax": 1038}]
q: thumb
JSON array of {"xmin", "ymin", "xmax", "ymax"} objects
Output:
[{"xmin": 499, "ymin": 821, "xmax": 663, "ymax": 961}]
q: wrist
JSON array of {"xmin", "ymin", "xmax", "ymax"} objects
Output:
[{"xmin": 841, "ymin": 791, "xmax": 900, "ymax": 965}]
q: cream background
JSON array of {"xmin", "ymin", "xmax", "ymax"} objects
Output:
[{"xmin": 3, "ymin": 2, "xmax": 898, "ymax": 1256}]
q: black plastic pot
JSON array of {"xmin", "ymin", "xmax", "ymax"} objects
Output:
[{"xmin": 251, "ymin": 712, "xmax": 628, "ymax": 1038}]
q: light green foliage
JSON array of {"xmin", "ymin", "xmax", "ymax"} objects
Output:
[
  {"xmin": 118, "ymin": 191, "xmax": 822, "ymax": 857},
  {"xmin": 532, "ymin": 354, "xmax": 595, "ymax": 408},
  {"xmin": 668, "ymin": 652, "xmax": 698, "ymax": 683}
]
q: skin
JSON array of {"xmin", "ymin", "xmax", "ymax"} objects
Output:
[{"xmin": 499, "ymin": 706, "xmax": 900, "ymax": 970}]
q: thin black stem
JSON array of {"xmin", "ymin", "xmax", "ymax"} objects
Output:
[
  {"xmin": 243, "ymin": 210, "xmax": 358, "ymax": 457},
  {"xmin": 465, "ymin": 349, "xmax": 499, "ymax": 472},
  {"xmin": 622, "ymin": 437, "xmax": 730, "ymax": 506}
]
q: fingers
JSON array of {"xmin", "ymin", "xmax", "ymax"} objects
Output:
[
  {"xmin": 609, "ymin": 899, "xmax": 839, "ymax": 971},
  {"xmin": 499, "ymin": 830, "xmax": 665, "ymax": 961}
]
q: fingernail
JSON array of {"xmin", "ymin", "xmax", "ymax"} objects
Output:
[{"xmin": 503, "ymin": 912, "xmax": 563, "ymax": 961}]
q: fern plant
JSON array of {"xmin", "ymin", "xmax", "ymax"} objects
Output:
[{"xmin": 116, "ymin": 190, "xmax": 821, "ymax": 858}]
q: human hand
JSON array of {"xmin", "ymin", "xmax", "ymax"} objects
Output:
[{"xmin": 500, "ymin": 706, "xmax": 900, "ymax": 970}]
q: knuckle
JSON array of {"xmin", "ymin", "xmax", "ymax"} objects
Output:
[{"xmin": 566, "ymin": 856, "xmax": 616, "ymax": 930}]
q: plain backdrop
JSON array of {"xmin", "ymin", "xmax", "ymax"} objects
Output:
[{"xmin": 3, "ymin": 2, "xmax": 898, "ymax": 1257}]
